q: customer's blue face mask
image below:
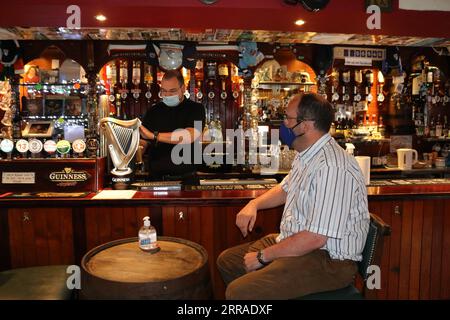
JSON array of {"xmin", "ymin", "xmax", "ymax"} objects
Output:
[
  {"xmin": 280, "ymin": 121, "xmax": 303, "ymax": 148},
  {"xmin": 162, "ymin": 94, "xmax": 181, "ymax": 107}
]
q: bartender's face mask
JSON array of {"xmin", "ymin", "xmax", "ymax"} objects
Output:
[{"xmin": 160, "ymin": 77, "xmax": 185, "ymax": 107}]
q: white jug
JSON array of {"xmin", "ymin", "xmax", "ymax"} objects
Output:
[{"xmin": 397, "ymin": 148, "xmax": 418, "ymax": 170}]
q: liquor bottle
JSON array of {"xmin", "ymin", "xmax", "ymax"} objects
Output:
[
  {"xmin": 424, "ymin": 120, "xmax": 430, "ymax": 138},
  {"xmin": 430, "ymin": 117, "xmax": 436, "ymax": 138},
  {"xmin": 371, "ymin": 114, "xmax": 377, "ymax": 133},
  {"xmin": 343, "ymin": 118, "xmax": 350, "ymax": 139},
  {"xmin": 335, "ymin": 118, "xmax": 342, "ymax": 135},
  {"xmin": 444, "ymin": 115, "xmax": 449, "ymax": 138},
  {"xmin": 329, "ymin": 121, "xmax": 336, "ymax": 136},
  {"xmin": 378, "ymin": 116, "xmax": 386, "ymax": 138},
  {"xmin": 435, "ymin": 114, "xmax": 443, "ymax": 138}
]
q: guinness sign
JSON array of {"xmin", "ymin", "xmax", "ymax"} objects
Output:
[{"xmin": 49, "ymin": 167, "xmax": 90, "ymax": 183}]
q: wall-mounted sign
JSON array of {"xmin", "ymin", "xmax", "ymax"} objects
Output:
[
  {"xmin": 49, "ymin": 167, "xmax": 89, "ymax": 183},
  {"xmin": 2, "ymin": 172, "xmax": 35, "ymax": 184},
  {"xmin": 334, "ymin": 47, "xmax": 386, "ymax": 61}
]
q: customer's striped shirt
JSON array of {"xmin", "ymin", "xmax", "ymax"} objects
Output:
[{"xmin": 277, "ymin": 133, "xmax": 369, "ymax": 261}]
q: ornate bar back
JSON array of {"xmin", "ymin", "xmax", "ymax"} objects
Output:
[{"xmin": 300, "ymin": 212, "xmax": 391, "ymax": 300}]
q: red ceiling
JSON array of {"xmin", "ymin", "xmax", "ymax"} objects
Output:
[{"xmin": 0, "ymin": 0, "xmax": 449, "ymax": 38}]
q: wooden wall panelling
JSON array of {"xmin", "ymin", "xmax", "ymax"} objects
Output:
[
  {"xmin": 386, "ymin": 200, "xmax": 402, "ymax": 299},
  {"xmin": 7, "ymin": 208, "xmax": 74, "ymax": 268},
  {"xmin": 72, "ymin": 207, "xmax": 87, "ymax": 266},
  {"xmin": 161, "ymin": 206, "xmax": 217, "ymax": 295},
  {"xmin": 398, "ymin": 200, "xmax": 413, "ymax": 299},
  {"xmin": 367, "ymin": 200, "xmax": 384, "ymax": 298},
  {"xmin": 441, "ymin": 200, "xmax": 450, "ymax": 299},
  {"xmin": 419, "ymin": 199, "xmax": 434, "ymax": 299},
  {"xmin": 0, "ymin": 208, "xmax": 11, "ymax": 271},
  {"xmin": 430, "ymin": 199, "xmax": 444, "ymax": 299},
  {"xmin": 409, "ymin": 199, "xmax": 424, "ymax": 300}
]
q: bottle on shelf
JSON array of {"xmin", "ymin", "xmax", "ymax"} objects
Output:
[
  {"xmin": 329, "ymin": 121, "xmax": 336, "ymax": 136},
  {"xmin": 444, "ymin": 115, "xmax": 449, "ymax": 138},
  {"xmin": 138, "ymin": 216, "xmax": 158, "ymax": 252},
  {"xmin": 430, "ymin": 117, "xmax": 436, "ymax": 138},
  {"xmin": 378, "ymin": 116, "xmax": 386, "ymax": 138},
  {"xmin": 435, "ymin": 114, "xmax": 443, "ymax": 138}
]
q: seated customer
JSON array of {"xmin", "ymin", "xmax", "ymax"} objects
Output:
[{"xmin": 217, "ymin": 93, "xmax": 370, "ymax": 299}]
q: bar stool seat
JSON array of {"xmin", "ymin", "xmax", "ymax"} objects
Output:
[{"xmin": 0, "ymin": 265, "xmax": 72, "ymax": 300}]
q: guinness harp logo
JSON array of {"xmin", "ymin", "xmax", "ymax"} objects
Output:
[{"xmin": 49, "ymin": 167, "xmax": 89, "ymax": 182}]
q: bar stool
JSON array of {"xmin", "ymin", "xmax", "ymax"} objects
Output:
[
  {"xmin": 300, "ymin": 213, "xmax": 391, "ymax": 300},
  {"xmin": 0, "ymin": 265, "xmax": 73, "ymax": 300}
]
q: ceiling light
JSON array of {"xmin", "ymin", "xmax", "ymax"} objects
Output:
[
  {"xmin": 95, "ymin": 14, "xmax": 107, "ymax": 22},
  {"xmin": 295, "ymin": 19, "xmax": 306, "ymax": 26}
]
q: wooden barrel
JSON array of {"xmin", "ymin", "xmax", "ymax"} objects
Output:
[{"xmin": 80, "ymin": 236, "xmax": 212, "ymax": 300}]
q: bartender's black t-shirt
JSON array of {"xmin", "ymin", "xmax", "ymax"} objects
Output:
[{"xmin": 142, "ymin": 97, "xmax": 205, "ymax": 180}]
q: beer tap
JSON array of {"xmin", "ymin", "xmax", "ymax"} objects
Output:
[
  {"xmin": 331, "ymin": 69, "xmax": 340, "ymax": 116},
  {"xmin": 365, "ymin": 70, "xmax": 374, "ymax": 103},
  {"xmin": 354, "ymin": 70, "xmax": 362, "ymax": 103},
  {"xmin": 117, "ymin": 60, "xmax": 129, "ymax": 119},
  {"xmin": 106, "ymin": 62, "xmax": 117, "ymax": 117},
  {"xmin": 342, "ymin": 70, "xmax": 351, "ymax": 115},
  {"xmin": 195, "ymin": 60, "xmax": 204, "ymax": 103},
  {"xmin": 377, "ymin": 70, "xmax": 385, "ymax": 103},
  {"xmin": 143, "ymin": 62, "xmax": 153, "ymax": 104},
  {"xmin": 132, "ymin": 61, "xmax": 141, "ymax": 103},
  {"xmin": 316, "ymin": 70, "xmax": 328, "ymax": 100}
]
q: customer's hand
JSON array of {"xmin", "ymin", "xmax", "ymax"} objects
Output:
[
  {"xmin": 236, "ymin": 201, "xmax": 257, "ymax": 237},
  {"xmin": 244, "ymin": 251, "xmax": 262, "ymax": 272}
]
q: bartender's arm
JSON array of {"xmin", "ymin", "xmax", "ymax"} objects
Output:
[{"xmin": 140, "ymin": 125, "xmax": 201, "ymax": 145}]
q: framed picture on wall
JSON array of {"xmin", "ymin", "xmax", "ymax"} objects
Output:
[
  {"xmin": 23, "ymin": 97, "xmax": 44, "ymax": 116},
  {"xmin": 22, "ymin": 120, "xmax": 54, "ymax": 138},
  {"xmin": 23, "ymin": 65, "xmax": 41, "ymax": 83},
  {"xmin": 44, "ymin": 96, "xmax": 64, "ymax": 116},
  {"xmin": 64, "ymin": 96, "xmax": 85, "ymax": 116}
]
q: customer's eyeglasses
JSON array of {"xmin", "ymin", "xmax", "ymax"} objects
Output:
[{"xmin": 282, "ymin": 114, "xmax": 316, "ymax": 122}]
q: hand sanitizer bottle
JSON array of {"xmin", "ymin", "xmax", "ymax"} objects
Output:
[{"xmin": 139, "ymin": 216, "xmax": 158, "ymax": 252}]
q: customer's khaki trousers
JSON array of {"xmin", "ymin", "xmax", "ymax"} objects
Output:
[{"xmin": 217, "ymin": 234, "xmax": 358, "ymax": 300}]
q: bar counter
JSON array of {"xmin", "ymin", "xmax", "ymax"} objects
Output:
[
  {"xmin": 0, "ymin": 182, "xmax": 449, "ymax": 300},
  {"xmin": 2, "ymin": 182, "xmax": 450, "ymax": 205}
]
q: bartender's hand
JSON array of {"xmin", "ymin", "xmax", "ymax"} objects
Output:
[
  {"xmin": 139, "ymin": 125, "xmax": 154, "ymax": 140},
  {"xmin": 244, "ymin": 251, "xmax": 262, "ymax": 272},
  {"xmin": 236, "ymin": 200, "xmax": 258, "ymax": 237}
]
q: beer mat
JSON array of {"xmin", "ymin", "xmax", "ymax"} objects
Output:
[
  {"xmin": 92, "ymin": 190, "xmax": 136, "ymax": 199},
  {"xmin": 5, "ymin": 192, "xmax": 89, "ymax": 198}
]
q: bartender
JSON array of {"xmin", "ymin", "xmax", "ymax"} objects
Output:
[{"xmin": 139, "ymin": 70, "xmax": 205, "ymax": 180}]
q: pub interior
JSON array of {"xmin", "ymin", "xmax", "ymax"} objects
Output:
[{"xmin": 0, "ymin": 0, "xmax": 449, "ymax": 301}]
